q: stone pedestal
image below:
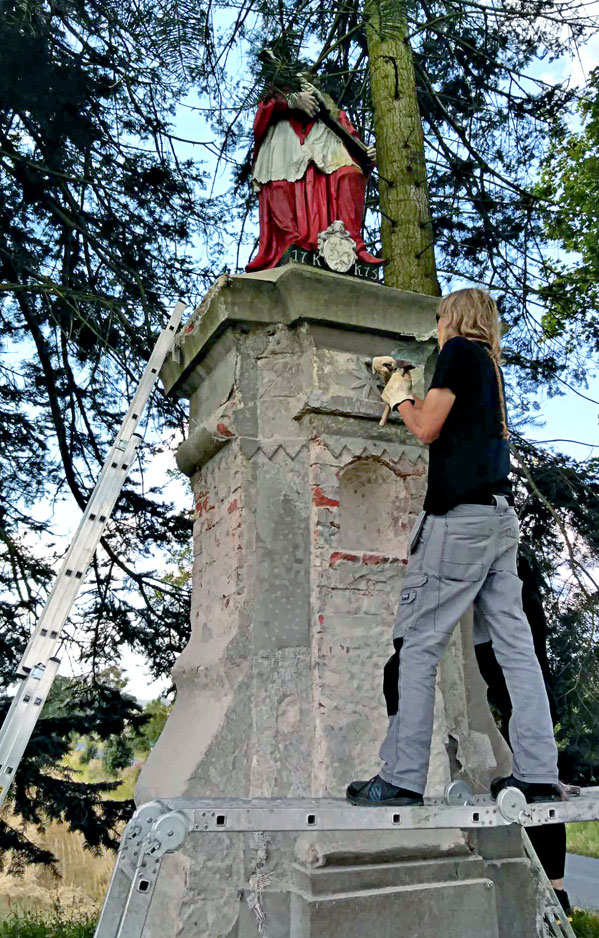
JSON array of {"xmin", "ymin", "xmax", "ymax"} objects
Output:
[{"xmin": 136, "ymin": 265, "xmax": 537, "ymax": 938}]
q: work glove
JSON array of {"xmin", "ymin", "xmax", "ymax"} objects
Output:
[
  {"xmin": 371, "ymin": 355, "xmax": 395, "ymax": 375},
  {"xmin": 381, "ymin": 370, "xmax": 415, "ymax": 410}
]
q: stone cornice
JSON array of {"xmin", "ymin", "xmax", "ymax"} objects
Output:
[{"xmin": 161, "ymin": 264, "xmax": 439, "ymax": 397}]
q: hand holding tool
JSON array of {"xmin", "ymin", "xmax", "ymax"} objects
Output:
[
  {"xmin": 382, "ymin": 371, "xmax": 415, "ymax": 414},
  {"xmin": 371, "ymin": 356, "xmax": 416, "ymax": 426}
]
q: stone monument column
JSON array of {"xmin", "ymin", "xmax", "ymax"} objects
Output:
[{"xmin": 136, "ymin": 265, "xmax": 540, "ymax": 938}]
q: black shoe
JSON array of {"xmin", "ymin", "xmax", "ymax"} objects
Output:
[
  {"xmin": 346, "ymin": 779, "xmax": 370, "ymax": 799},
  {"xmin": 553, "ymin": 888, "xmax": 572, "ymax": 919},
  {"xmin": 490, "ymin": 774, "xmax": 566, "ymax": 803},
  {"xmin": 346, "ymin": 774, "xmax": 423, "ymax": 806}
]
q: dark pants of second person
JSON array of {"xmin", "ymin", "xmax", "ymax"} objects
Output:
[
  {"xmin": 475, "ymin": 639, "xmax": 566, "ymax": 880},
  {"xmin": 383, "ymin": 635, "xmax": 566, "ymax": 881}
]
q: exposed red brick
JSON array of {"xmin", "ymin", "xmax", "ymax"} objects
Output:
[
  {"xmin": 313, "ymin": 486, "xmax": 340, "ymax": 508},
  {"xmin": 216, "ymin": 422, "xmax": 234, "ymax": 438},
  {"xmin": 329, "ymin": 551, "xmax": 360, "ymax": 566},
  {"xmin": 362, "ymin": 553, "xmax": 390, "ymax": 565},
  {"xmin": 318, "ymin": 614, "xmax": 324, "ymax": 626},
  {"xmin": 195, "ymin": 495, "xmax": 215, "ymax": 517},
  {"xmin": 227, "ymin": 499, "xmax": 239, "ymax": 514}
]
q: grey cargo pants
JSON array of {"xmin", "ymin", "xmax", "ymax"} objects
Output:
[{"xmin": 379, "ymin": 495, "xmax": 559, "ymax": 794}]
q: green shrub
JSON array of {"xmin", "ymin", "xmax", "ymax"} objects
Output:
[
  {"xmin": 101, "ymin": 735, "xmax": 134, "ymax": 776},
  {"xmin": 0, "ymin": 905, "xmax": 97, "ymax": 938},
  {"xmin": 572, "ymin": 908, "xmax": 599, "ymax": 938}
]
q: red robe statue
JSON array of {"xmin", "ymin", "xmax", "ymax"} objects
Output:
[{"xmin": 246, "ymin": 93, "xmax": 383, "ymax": 272}]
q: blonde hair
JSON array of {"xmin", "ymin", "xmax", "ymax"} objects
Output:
[
  {"xmin": 438, "ymin": 288, "xmax": 502, "ymax": 362},
  {"xmin": 438, "ymin": 288, "xmax": 509, "ymax": 440}
]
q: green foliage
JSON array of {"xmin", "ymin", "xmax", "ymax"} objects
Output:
[
  {"xmin": 0, "ymin": 0, "xmax": 201, "ymax": 863},
  {"xmin": 134, "ymin": 699, "xmax": 172, "ymax": 755},
  {"xmin": 0, "ymin": 904, "xmax": 96, "ymax": 938},
  {"xmin": 0, "ymin": 0, "xmax": 197, "ymax": 689},
  {"xmin": 78, "ymin": 740, "xmax": 99, "ymax": 766},
  {"xmin": 1, "ymin": 673, "xmax": 145, "ymax": 871},
  {"xmin": 94, "ymin": 668, "xmax": 128, "ymax": 692},
  {"xmin": 101, "ymin": 735, "xmax": 134, "ymax": 777},
  {"xmin": 567, "ymin": 821, "xmax": 599, "ymax": 859},
  {"xmin": 572, "ymin": 909, "xmax": 599, "ymax": 938},
  {"xmin": 513, "ymin": 438, "xmax": 599, "ymax": 784},
  {"xmin": 62, "ymin": 747, "xmax": 139, "ymax": 801},
  {"xmin": 537, "ymin": 67, "xmax": 599, "ymax": 352}
]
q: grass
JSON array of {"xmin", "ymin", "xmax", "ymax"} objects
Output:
[
  {"xmin": 0, "ymin": 905, "xmax": 97, "ymax": 938},
  {"xmin": 61, "ymin": 751, "xmax": 141, "ymax": 801},
  {"xmin": 0, "ymin": 884, "xmax": 596, "ymax": 938},
  {"xmin": 567, "ymin": 820, "xmax": 599, "ymax": 859},
  {"xmin": 0, "ymin": 902, "xmax": 596, "ymax": 938},
  {"xmin": 573, "ymin": 909, "xmax": 599, "ymax": 937}
]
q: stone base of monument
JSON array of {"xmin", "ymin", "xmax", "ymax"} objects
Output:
[
  {"xmin": 234, "ymin": 827, "xmax": 537, "ymax": 938},
  {"xmin": 290, "ymin": 857, "xmax": 497, "ymax": 938},
  {"xmin": 136, "ymin": 264, "xmax": 544, "ymax": 938}
]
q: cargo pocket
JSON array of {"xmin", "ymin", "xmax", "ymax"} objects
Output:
[
  {"xmin": 393, "ymin": 572, "xmax": 429, "ymax": 639},
  {"xmin": 440, "ymin": 519, "xmax": 487, "ymax": 582}
]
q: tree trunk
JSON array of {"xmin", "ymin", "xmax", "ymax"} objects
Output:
[{"xmin": 365, "ymin": 2, "xmax": 440, "ymax": 295}]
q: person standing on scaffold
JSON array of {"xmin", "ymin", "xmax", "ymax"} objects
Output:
[{"xmin": 347, "ymin": 288, "xmax": 565, "ymax": 808}]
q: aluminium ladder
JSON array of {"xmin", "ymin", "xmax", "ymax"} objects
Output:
[
  {"xmin": 94, "ymin": 782, "xmax": 595, "ymax": 938},
  {"xmin": 0, "ymin": 301, "xmax": 186, "ymax": 808}
]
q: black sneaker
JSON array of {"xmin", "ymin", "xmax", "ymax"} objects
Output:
[
  {"xmin": 553, "ymin": 888, "xmax": 572, "ymax": 919},
  {"xmin": 490, "ymin": 774, "xmax": 566, "ymax": 803},
  {"xmin": 346, "ymin": 774, "xmax": 423, "ymax": 806}
]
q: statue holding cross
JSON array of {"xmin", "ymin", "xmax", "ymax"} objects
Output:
[{"xmin": 246, "ymin": 70, "xmax": 384, "ymax": 274}]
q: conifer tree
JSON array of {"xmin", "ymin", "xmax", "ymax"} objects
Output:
[{"xmin": 0, "ymin": 0, "xmax": 204, "ymax": 860}]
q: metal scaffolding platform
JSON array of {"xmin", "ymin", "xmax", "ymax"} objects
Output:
[{"xmin": 93, "ymin": 783, "xmax": 593, "ymax": 938}]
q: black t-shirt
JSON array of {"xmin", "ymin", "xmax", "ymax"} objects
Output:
[{"xmin": 422, "ymin": 336, "xmax": 512, "ymax": 515}]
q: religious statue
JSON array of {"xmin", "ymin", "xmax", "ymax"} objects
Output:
[{"xmin": 246, "ymin": 62, "xmax": 384, "ymax": 274}]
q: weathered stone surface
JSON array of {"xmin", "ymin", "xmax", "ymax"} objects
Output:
[
  {"xmin": 289, "ymin": 859, "xmax": 500, "ymax": 938},
  {"xmin": 136, "ymin": 265, "xmax": 537, "ymax": 938},
  {"xmin": 484, "ymin": 858, "xmax": 539, "ymax": 938},
  {"xmin": 468, "ymin": 829, "xmax": 539, "ymax": 938},
  {"xmin": 162, "ymin": 265, "xmax": 437, "ymax": 398}
]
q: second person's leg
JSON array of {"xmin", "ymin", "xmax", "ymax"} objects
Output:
[{"xmin": 473, "ymin": 535, "xmax": 558, "ymax": 785}]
